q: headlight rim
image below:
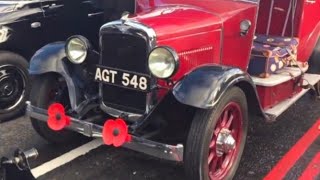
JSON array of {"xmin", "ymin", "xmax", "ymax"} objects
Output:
[
  {"xmin": 148, "ymin": 46, "xmax": 179, "ymax": 79},
  {"xmin": 65, "ymin": 35, "xmax": 91, "ymax": 64}
]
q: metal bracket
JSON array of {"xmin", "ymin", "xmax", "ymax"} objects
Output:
[{"xmin": 26, "ymin": 102, "xmax": 184, "ymax": 162}]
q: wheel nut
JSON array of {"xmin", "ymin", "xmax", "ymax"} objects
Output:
[{"xmin": 216, "ymin": 128, "xmax": 236, "ymax": 157}]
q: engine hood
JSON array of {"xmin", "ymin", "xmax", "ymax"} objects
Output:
[{"xmin": 131, "ymin": 5, "xmax": 223, "ymax": 41}]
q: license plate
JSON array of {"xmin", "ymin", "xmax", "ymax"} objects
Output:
[{"xmin": 94, "ymin": 66, "xmax": 150, "ymax": 91}]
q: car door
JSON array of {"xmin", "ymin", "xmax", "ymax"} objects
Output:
[
  {"xmin": 39, "ymin": 0, "xmax": 70, "ymax": 43},
  {"xmin": 40, "ymin": 0, "xmax": 105, "ymax": 48},
  {"xmin": 80, "ymin": 0, "xmax": 105, "ymax": 48}
]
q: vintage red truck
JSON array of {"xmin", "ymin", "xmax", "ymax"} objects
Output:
[{"xmin": 26, "ymin": 0, "xmax": 320, "ymax": 179}]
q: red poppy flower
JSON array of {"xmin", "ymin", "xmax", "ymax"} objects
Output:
[
  {"xmin": 47, "ymin": 103, "xmax": 71, "ymax": 131},
  {"xmin": 102, "ymin": 119, "xmax": 132, "ymax": 147}
]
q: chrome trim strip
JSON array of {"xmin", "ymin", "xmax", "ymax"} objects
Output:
[
  {"xmin": 88, "ymin": 12, "xmax": 103, "ymax": 17},
  {"xmin": 266, "ymin": 0, "xmax": 274, "ymax": 35},
  {"xmin": 235, "ymin": 0, "xmax": 259, "ymax": 4},
  {"xmin": 98, "ymin": 20, "xmax": 157, "ymax": 121},
  {"xmin": 282, "ymin": 0, "xmax": 292, "ymax": 36},
  {"xmin": 26, "ymin": 102, "xmax": 184, "ymax": 162}
]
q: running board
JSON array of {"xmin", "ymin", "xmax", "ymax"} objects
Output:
[
  {"xmin": 252, "ymin": 64, "xmax": 308, "ymax": 87},
  {"xmin": 264, "ymin": 73, "xmax": 320, "ymax": 118}
]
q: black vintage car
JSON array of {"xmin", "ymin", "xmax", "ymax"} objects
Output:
[{"xmin": 0, "ymin": 0, "xmax": 108, "ymax": 121}]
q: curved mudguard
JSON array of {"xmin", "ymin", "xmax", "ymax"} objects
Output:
[
  {"xmin": 307, "ymin": 38, "xmax": 320, "ymax": 74},
  {"xmin": 173, "ymin": 65, "xmax": 264, "ymax": 116},
  {"xmin": 29, "ymin": 42, "xmax": 82, "ymax": 111},
  {"xmin": 29, "ymin": 42, "xmax": 67, "ymax": 75}
]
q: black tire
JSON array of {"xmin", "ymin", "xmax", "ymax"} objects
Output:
[
  {"xmin": 185, "ymin": 87, "xmax": 248, "ymax": 180},
  {"xmin": 30, "ymin": 73, "xmax": 79, "ymax": 144},
  {"xmin": 0, "ymin": 51, "xmax": 30, "ymax": 122}
]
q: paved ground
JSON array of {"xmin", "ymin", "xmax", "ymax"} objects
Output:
[{"xmin": 1, "ymin": 93, "xmax": 320, "ymax": 180}]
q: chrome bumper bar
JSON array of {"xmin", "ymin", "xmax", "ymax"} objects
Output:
[{"xmin": 26, "ymin": 101, "xmax": 184, "ymax": 162}]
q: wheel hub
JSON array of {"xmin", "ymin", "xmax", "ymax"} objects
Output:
[
  {"xmin": 216, "ymin": 128, "xmax": 236, "ymax": 157},
  {"xmin": 0, "ymin": 65, "xmax": 26, "ymax": 113},
  {"xmin": 0, "ymin": 75, "xmax": 17, "ymax": 98},
  {"xmin": 2, "ymin": 83, "xmax": 14, "ymax": 96}
]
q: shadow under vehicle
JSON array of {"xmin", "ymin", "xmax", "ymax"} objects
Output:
[{"xmin": 27, "ymin": 0, "xmax": 320, "ymax": 179}]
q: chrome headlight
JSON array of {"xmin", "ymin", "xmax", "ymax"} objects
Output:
[
  {"xmin": 148, "ymin": 47, "xmax": 179, "ymax": 79},
  {"xmin": 65, "ymin": 36, "xmax": 90, "ymax": 64}
]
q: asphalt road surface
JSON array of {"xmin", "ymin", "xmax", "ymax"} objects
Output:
[{"xmin": 1, "ymin": 93, "xmax": 320, "ymax": 180}]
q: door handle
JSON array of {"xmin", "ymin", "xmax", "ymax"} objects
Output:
[
  {"xmin": 88, "ymin": 12, "xmax": 103, "ymax": 17},
  {"xmin": 31, "ymin": 22, "xmax": 41, "ymax": 28}
]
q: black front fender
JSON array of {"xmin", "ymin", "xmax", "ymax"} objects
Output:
[
  {"xmin": 173, "ymin": 65, "xmax": 264, "ymax": 117},
  {"xmin": 29, "ymin": 42, "xmax": 67, "ymax": 75},
  {"xmin": 29, "ymin": 42, "xmax": 83, "ymax": 111}
]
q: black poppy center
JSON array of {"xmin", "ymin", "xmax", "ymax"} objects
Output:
[
  {"xmin": 113, "ymin": 129, "xmax": 120, "ymax": 136},
  {"xmin": 55, "ymin": 113, "xmax": 62, "ymax": 121}
]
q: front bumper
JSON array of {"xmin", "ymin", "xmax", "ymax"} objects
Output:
[{"xmin": 26, "ymin": 101, "xmax": 183, "ymax": 162}]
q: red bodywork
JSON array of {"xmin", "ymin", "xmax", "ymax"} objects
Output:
[
  {"xmin": 134, "ymin": 0, "xmax": 320, "ymax": 109},
  {"xmin": 135, "ymin": 0, "xmax": 320, "ymax": 73},
  {"xmin": 254, "ymin": 0, "xmax": 320, "ymax": 108},
  {"xmin": 134, "ymin": 0, "xmax": 257, "ymax": 81},
  {"xmin": 257, "ymin": 0, "xmax": 320, "ymax": 62},
  {"xmin": 256, "ymin": 80, "xmax": 302, "ymax": 109}
]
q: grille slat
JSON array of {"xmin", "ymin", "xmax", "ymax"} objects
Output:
[
  {"xmin": 101, "ymin": 34, "xmax": 148, "ymax": 73},
  {"xmin": 100, "ymin": 33, "xmax": 149, "ymax": 114}
]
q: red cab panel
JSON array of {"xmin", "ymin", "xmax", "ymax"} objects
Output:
[
  {"xmin": 133, "ymin": 0, "xmax": 258, "ymax": 79},
  {"xmin": 256, "ymin": 0, "xmax": 320, "ymax": 62}
]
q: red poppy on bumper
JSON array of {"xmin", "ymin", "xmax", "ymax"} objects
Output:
[
  {"xmin": 47, "ymin": 103, "xmax": 71, "ymax": 131},
  {"xmin": 102, "ymin": 119, "xmax": 132, "ymax": 147}
]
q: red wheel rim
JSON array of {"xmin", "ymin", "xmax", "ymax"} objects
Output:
[{"xmin": 208, "ymin": 102, "xmax": 243, "ymax": 180}]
